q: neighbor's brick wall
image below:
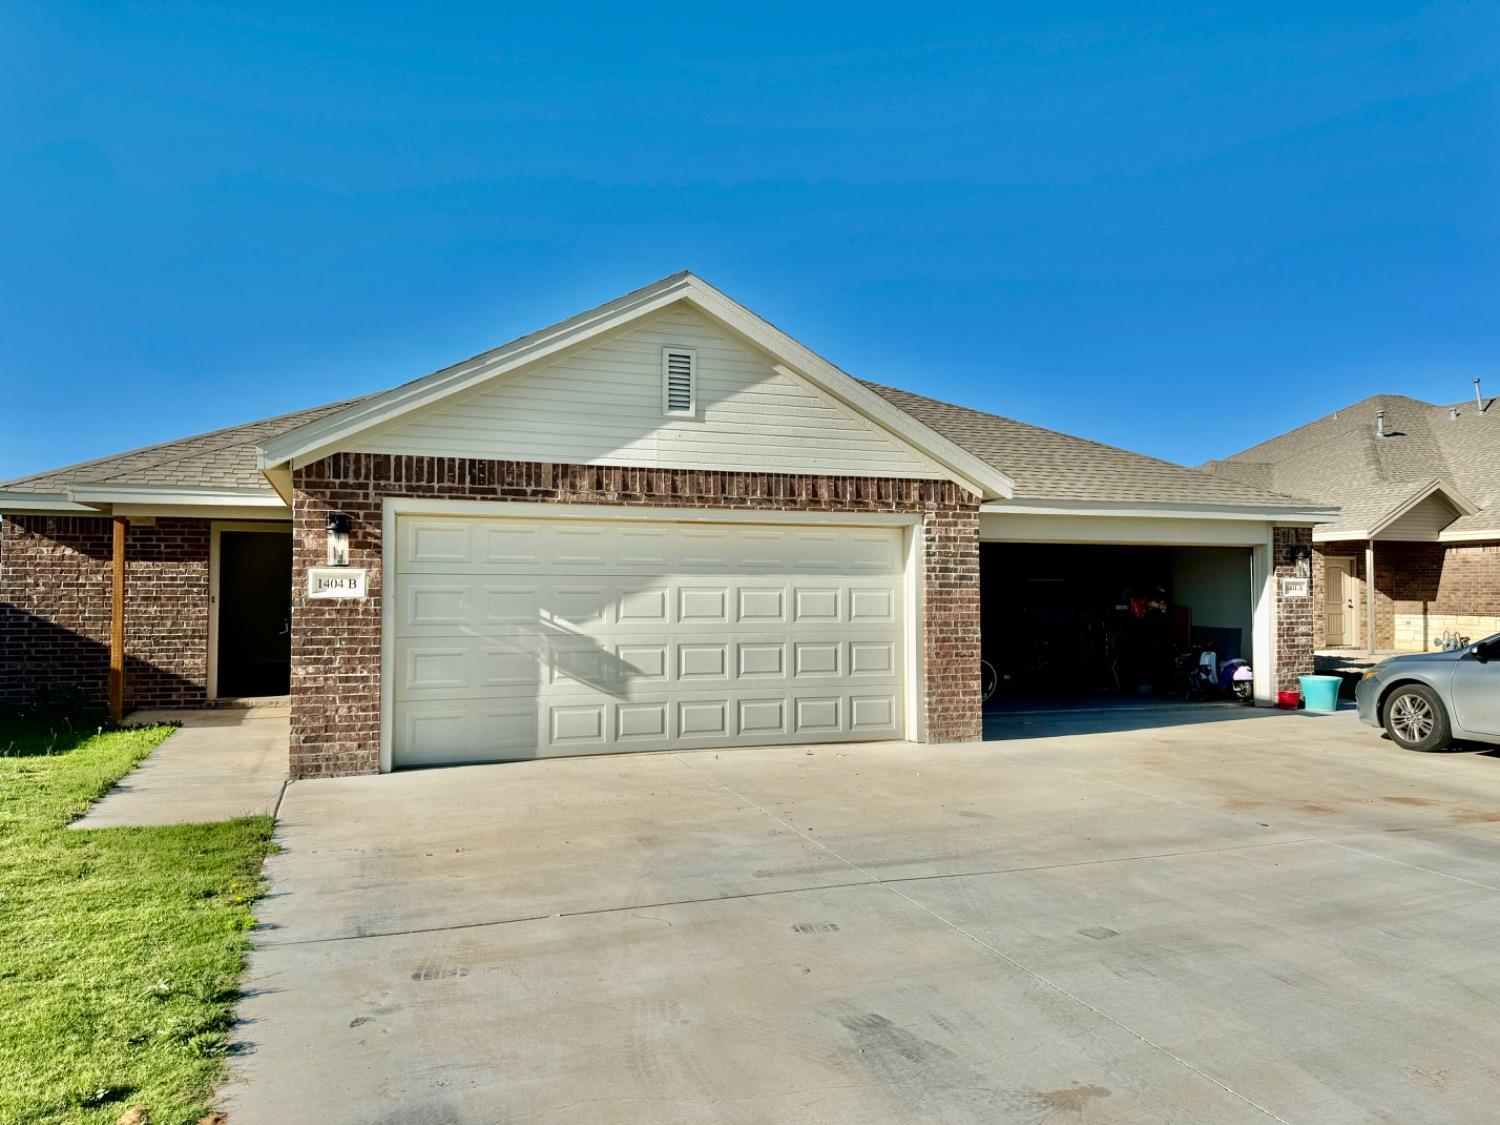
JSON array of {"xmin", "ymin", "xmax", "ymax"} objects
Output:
[
  {"xmin": 290, "ymin": 455, "xmax": 981, "ymax": 778},
  {"xmin": 0, "ymin": 516, "xmax": 210, "ymax": 708},
  {"xmin": 1273, "ymin": 526, "xmax": 1315, "ymax": 692},
  {"xmin": 1314, "ymin": 539, "xmax": 1500, "ymax": 650}
]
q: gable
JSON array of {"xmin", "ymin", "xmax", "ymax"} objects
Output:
[
  {"xmin": 346, "ymin": 305, "xmax": 948, "ymax": 480},
  {"xmin": 1376, "ymin": 492, "xmax": 1462, "ymax": 541}
]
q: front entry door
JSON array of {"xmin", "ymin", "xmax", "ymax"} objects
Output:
[
  {"xmin": 217, "ymin": 529, "xmax": 292, "ymax": 698},
  {"xmin": 1324, "ymin": 559, "xmax": 1355, "ymax": 646}
]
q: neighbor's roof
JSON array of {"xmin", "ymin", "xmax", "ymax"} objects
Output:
[
  {"xmin": 863, "ymin": 383, "xmax": 1316, "ymax": 508},
  {"xmin": 0, "ymin": 399, "xmax": 366, "ymax": 494},
  {"xmin": 1202, "ymin": 393, "xmax": 1500, "ymax": 538}
]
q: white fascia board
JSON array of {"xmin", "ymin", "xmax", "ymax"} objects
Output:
[
  {"xmin": 256, "ymin": 272, "xmax": 1014, "ymax": 500},
  {"xmin": 66, "ymin": 485, "xmax": 287, "ymax": 508},
  {"xmin": 982, "ymin": 498, "xmax": 1337, "ymax": 524},
  {"xmin": 1438, "ymin": 526, "xmax": 1500, "ymax": 543},
  {"xmin": 113, "ymin": 504, "xmax": 290, "ymax": 520},
  {"xmin": 1312, "ymin": 528, "xmax": 1370, "ymax": 543},
  {"xmin": 0, "ymin": 491, "xmax": 103, "ymax": 514}
]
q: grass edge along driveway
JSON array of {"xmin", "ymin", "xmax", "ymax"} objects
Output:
[{"xmin": 0, "ymin": 716, "xmax": 274, "ymax": 1125}]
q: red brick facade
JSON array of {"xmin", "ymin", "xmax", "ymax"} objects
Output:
[
  {"xmin": 1313, "ymin": 538, "xmax": 1500, "ymax": 650},
  {"xmin": 290, "ymin": 455, "xmax": 982, "ymax": 778},
  {"xmin": 1272, "ymin": 526, "xmax": 1316, "ymax": 692},
  {"xmin": 0, "ymin": 516, "xmax": 210, "ymax": 708}
]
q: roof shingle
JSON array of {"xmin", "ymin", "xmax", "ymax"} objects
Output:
[{"xmin": 1202, "ymin": 394, "xmax": 1500, "ymax": 537}]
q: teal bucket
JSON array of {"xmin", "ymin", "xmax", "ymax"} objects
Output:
[{"xmin": 1299, "ymin": 674, "xmax": 1342, "ymax": 713}]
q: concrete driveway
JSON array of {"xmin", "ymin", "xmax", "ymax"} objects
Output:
[{"xmin": 226, "ymin": 708, "xmax": 1500, "ymax": 1124}]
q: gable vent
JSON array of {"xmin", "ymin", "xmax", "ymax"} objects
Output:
[{"xmin": 662, "ymin": 347, "xmax": 696, "ymax": 416}]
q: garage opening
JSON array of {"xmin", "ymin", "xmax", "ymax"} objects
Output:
[{"xmin": 980, "ymin": 543, "xmax": 1254, "ymax": 711}]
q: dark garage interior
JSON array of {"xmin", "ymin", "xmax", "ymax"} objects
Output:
[{"xmin": 980, "ymin": 543, "xmax": 1254, "ymax": 708}]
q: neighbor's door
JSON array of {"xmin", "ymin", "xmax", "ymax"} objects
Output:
[
  {"xmin": 1451, "ymin": 639, "xmax": 1500, "ymax": 737},
  {"xmin": 1324, "ymin": 558, "xmax": 1355, "ymax": 646},
  {"xmin": 217, "ymin": 530, "xmax": 293, "ymax": 698}
]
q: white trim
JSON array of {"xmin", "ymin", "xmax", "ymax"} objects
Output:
[
  {"xmin": 378, "ymin": 498, "xmax": 924, "ymax": 773},
  {"xmin": 383, "ymin": 496, "xmax": 923, "ymax": 528},
  {"xmin": 380, "ymin": 499, "xmax": 396, "ymax": 772},
  {"xmin": 0, "ymin": 491, "xmax": 101, "ymax": 513},
  {"xmin": 1438, "ymin": 527, "xmax": 1500, "ymax": 543},
  {"xmin": 208, "ymin": 521, "xmax": 293, "ymax": 701},
  {"xmin": 1251, "ymin": 532, "xmax": 1275, "ymax": 705},
  {"xmin": 67, "ymin": 484, "xmax": 287, "ymax": 508},
  {"xmin": 661, "ymin": 345, "xmax": 697, "ymax": 417},
  {"xmin": 981, "ymin": 498, "xmax": 1336, "ymax": 523},
  {"xmin": 257, "ymin": 273, "xmax": 1013, "ymax": 499},
  {"xmin": 980, "ymin": 512, "xmax": 1284, "ymax": 548},
  {"xmin": 903, "ymin": 520, "xmax": 925, "ymax": 744},
  {"xmin": 113, "ymin": 504, "xmax": 290, "ymax": 520}
]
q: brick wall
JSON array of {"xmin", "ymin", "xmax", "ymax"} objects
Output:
[
  {"xmin": 291, "ymin": 455, "xmax": 981, "ymax": 778},
  {"xmin": 1314, "ymin": 539, "xmax": 1500, "ymax": 650},
  {"xmin": 1273, "ymin": 526, "xmax": 1315, "ymax": 692},
  {"xmin": 0, "ymin": 516, "xmax": 210, "ymax": 708}
]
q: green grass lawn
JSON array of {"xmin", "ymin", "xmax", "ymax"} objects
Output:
[{"xmin": 0, "ymin": 714, "xmax": 274, "ymax": 1125}]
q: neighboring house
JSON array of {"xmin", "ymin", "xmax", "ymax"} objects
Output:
[
  {"xmin": 1204, "ymin": 392, "xmax": 1500, "ymax": 653},
  {"xmin": 0, "ymin": 273, "xmax": 1329, "ymax": 777}
]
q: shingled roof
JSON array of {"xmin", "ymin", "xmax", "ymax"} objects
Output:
[
  {"xmin": 1202, "ymin": 393, "xmax": 1500, "ymax": 538},
  {"xmin": 863, "ymin": 383, "xmax": 1316, "ymax": 508},
  {"xmin": 1, "ymin": 380, "xmax": 1322, "ymax": 514},
  {"xmin": 0, "ymin": 399, "xmax": 367, "ymax": 495}
]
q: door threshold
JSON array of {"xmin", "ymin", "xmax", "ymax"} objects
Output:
[{"xmin": 211, "ymin": 696, "xmax": 291, "ymax": 710}]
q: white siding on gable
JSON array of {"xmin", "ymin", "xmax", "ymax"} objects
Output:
[
  {"xmin": 1377, "ymin": 494, "xmax": 1461, "ymax": 541},
  {"xmin": 348, "ymin": 305, "xmax": 945, "ymax": 479}
]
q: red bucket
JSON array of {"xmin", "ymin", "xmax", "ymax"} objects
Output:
[{"xmin": 1276, "ymin": 690, "xmax": 1301, "ymax": 710}]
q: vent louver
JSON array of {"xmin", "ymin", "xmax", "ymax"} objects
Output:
[{"xmin": 663, "ymin": 348, "xmax": 695, "ymax": 415}]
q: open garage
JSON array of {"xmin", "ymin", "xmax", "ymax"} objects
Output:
[{"xmin": 981, "ymin": 542, "xmax": 1254, "ymax": 705}]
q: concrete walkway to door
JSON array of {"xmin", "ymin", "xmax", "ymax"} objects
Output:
[{"xmin": 72, "ymin": 706, "xmax": 289, "ymax": 828}]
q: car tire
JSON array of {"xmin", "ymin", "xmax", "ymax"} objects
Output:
[{"xmin": 1382, "ymin": 684, "xmax": 1452, "ymax": 752}]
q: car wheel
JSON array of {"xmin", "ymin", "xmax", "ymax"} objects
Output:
[{"xmin": 1382, "ymin": 684, "xmax": 1452, "ymax": 751}]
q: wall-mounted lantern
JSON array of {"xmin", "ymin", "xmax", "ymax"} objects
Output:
[
  {"xmin": 1290, "ymin": 542, "xmax": 1312, "ymax": 578},
  {"xmin": 325, "ymin": 513, "xmax": 351, "ymax": 566}
]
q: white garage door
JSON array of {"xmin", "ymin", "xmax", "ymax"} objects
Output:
[{"xmin": 390, "ymin": 514, "xmax": 908, "ymax": 767}]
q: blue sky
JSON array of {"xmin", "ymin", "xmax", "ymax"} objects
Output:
[{"xmin": 3, "ymin": 2, "xmax": 1496, "ymax": 480}]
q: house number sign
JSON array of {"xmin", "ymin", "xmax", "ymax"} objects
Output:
[
  {"xmin": 308, "ymin": 567, "xmax": 368, "ymax": 600},
  {"xmin": 1280, "ymin": 576, "xmax": 1311, "ymax": 599}
]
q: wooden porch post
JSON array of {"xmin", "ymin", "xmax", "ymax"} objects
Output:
[
  {"xmin": 108, "ymin": 515, "xmax": 127, "ymax": 724},
  {"xmin": 1365, "ymin": 539, "xmax": 1376, "ymax": 656}
]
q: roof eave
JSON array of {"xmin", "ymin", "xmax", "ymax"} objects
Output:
[
  {"xmin": 982, "ymin": 498, "xmax": 1338, "ymax": 524},
  {"xmin": 0, "ymin": 490, "xmax": 102, "ymax": 515}
]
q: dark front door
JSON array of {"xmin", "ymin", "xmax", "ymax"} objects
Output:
[{"xmin": 217, "ymin": 530, "xmax": 292, "ymax": 698}]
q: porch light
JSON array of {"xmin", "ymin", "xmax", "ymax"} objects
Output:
[
  {"xmin": 1290, "ymin": 543, "xmax": 1312, "ymax": 577},
  {"xmin": 325, "ymin": 513, "xmax": 351, "ymax": 566}
]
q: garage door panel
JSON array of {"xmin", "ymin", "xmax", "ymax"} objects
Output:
[
  {"xmin": 392, "ymin": 514, "xmax": 907, "ymax": 766},
  {"xmin": 394, "ymin": 638, "xmax": 541, "ymax": 702}
]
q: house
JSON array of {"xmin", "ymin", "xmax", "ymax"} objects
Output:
[
  {"xmin": 1203, "ymin": 392, "xmax": 1500, "ymax": 653},
  {"xmin": 1, "ymin": 273, "xmax": 1331, "ymax": 777}
]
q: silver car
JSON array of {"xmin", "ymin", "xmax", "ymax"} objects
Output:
[{"xmin": 1356, "ymin": 633, "xmax": 1500, "ymax": 751}]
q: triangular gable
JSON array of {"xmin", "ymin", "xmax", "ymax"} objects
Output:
[
  {"xmin": 1370, "ymin": 480, "xmax": 1479, "ymax": 540},
  {"xmin": 258, "ymin": 273, "xmax": 1013, "ymax": 499},
  {"xmin": 341, "ymin": 303, "xmax": 953, "ymax": 482}
]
